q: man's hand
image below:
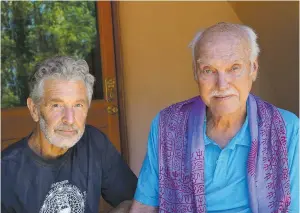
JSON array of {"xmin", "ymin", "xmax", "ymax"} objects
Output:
[
  {"xmin": 129, "ymin": 200, "xmax": 158, "ymax": 213},
  {"xmin": 108, "ymin": 200, "xmax": 133, "ymax": 213}
]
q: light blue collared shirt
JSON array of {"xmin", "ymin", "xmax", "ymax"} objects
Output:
[{"xmin": 134, "ymin": 108, "xmax": 299, "ymax": 212}]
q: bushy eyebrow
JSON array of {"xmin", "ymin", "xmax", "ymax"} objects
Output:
[
  {"xmin": 47, "ymin": 98, "xmax": 87, "ymax": 104},
  {"xmin": 197, "ymin": 60, "xmax": 243, "ymax": 68}
]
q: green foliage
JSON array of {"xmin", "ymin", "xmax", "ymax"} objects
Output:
[{"xmin": 1, "ymin": 1, "xmax": 97, "ymax": 108}]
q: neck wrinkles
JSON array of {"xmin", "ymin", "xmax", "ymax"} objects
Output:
[{"xmin": 28, "ymin": 128, "xmax": 68, "ymax": 160}]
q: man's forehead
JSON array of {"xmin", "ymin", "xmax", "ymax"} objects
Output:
[
  {"xmin": 196, "ymin": 35, "xmax": 250, "ymax": 63},
  {"xmin": 199, "ymin": 31, "xmax": 248, "ymax": 49},
  {"xmin": 197, "ymin": 47, "xmax": 249, "ymax": 64},
  {"xmin": 196, "ymin": 25, "xmax": 250, "ymax": 52},
  {"xmin": 197, "ymin": 55, "xmax": 245, "ymax": 65},
  {"xmin": 43, "ymin": 79, "xmax": 88, "ymax": 100}
]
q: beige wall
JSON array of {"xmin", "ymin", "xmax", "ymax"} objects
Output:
[
  {"xmin": 230, "ymin": 1, "xmax": 299, "ymax": 115},
  {"xmin": 118, "ymin": 2, "xmax": 242, "ymax": 175}
]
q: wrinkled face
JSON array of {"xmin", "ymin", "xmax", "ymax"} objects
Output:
[
  {"xmin": 195, "ymin": 34, "xmax": 257, "ymax": 116},
  {"xmin": 37, "ymin": 79, "xmax": 89, "ymax": 148}
]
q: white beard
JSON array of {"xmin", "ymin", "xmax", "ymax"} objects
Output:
[{"xmin": 39, "ymin": 115, "xmax": 84, "ymax": 149}]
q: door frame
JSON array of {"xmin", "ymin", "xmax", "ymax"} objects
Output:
[{"xmin": 111, "ymin": 2, "xmax": 130, "ymax": 164}]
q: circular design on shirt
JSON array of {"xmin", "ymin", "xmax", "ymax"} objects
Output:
[{"xmin": 39, "ymin": 180, "xmax": 86, "ymax": 213}]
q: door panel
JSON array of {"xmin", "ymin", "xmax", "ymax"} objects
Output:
[
  {"xmin": 1, "ymin": 2, "xmax": 120, "ymax": 212},
  {"xmin": 1, "ymin": 107, "xmax": 35, "ymax": 149}
]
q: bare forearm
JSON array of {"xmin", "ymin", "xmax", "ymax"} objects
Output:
[
  {"xmin": 108, "ymin": 200, "xmax": 133, "ymax": 213},
  {"xmin": 129, "ymin": 200, "xmax": 158, "ymax": 213}
]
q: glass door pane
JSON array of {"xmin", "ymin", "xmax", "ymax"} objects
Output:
[{"xmin": 1, "ymin": 1, "xmax": 103, "ymax": 109}]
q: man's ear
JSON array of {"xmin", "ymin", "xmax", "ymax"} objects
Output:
[
  {"xmin": 193, "ymin": 62, "xmax": 199, "ymax": 81},
  {"xmin": 27, "ymin": 98, "xmax": 39, "ymax": 122},
  {"xmin": 250, "ymin": 59, "xmax": 259, "ymax": 82}
]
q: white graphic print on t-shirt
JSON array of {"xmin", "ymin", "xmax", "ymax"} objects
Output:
[{"xmin": 39, "ymin": 180, "xmax": 86, "ymax": 213}]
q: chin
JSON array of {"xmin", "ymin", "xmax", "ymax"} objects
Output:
[
  {"xmin": 209, "ymin": 98, "xmax": 240, "ymax": 114},
  {"xmin": 210, "ymin": 105, "xmax": 240, "ymax": 116},
  {"xmin": 51, "ymin": 140, "xmax": 78, "ymax": 149},
  {"xmin": 48, "ymin": 134, "xmax": 82, "ymax": 149}
]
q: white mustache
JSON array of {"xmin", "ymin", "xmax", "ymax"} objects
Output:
[
  {"xmin": 209, "ymin": 89, "xmax": 239, "ymax": 98},
  {"xmin": 55, "ymin": 124, "xmax": 78, "ymax": 132}
]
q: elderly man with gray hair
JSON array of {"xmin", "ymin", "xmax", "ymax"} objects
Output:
[
  {"xmin": 130, "ymin": 23, "xmax": 299, "ymax": 213},
  {"xmin": 2, "ymin": 56, "xmax": 137, "ymax": 213}
]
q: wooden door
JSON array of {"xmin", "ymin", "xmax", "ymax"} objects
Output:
[{"xmin": 1, "ymin": 2, "xmax": 118, "ymax": 212}]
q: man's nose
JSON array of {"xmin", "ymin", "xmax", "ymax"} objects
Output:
[
  {"xmin": 216, "ymin": 72, "xmax": 229, "ymax": 90},
  {"xmin": 62, "ymin": 107, "xmax": 75, "ymax": 125}
]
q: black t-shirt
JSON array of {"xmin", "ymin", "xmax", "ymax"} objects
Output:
[{"xmin": 1, "ymin": 125, "xmax": 137, "ymax": 213}]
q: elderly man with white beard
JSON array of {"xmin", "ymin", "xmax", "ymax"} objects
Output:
[
  {"xmin": 2, "ymin": 56, "xmax": 137, "ymax": 213},
  {"xmin": 130, "ymin": 23, "xmax": 299, "ymax": 213}
]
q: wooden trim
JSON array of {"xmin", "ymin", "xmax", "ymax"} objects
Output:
[
  {"xmin": 97, "ymin": 2, "xmax": 116, "ymax": 80},
  {"xmin": 111, "ymin": 2, "xmax": 130, "ymax": 164},
  {"xmin": 96, "ymin": 1, "xmax": 122, "ymax": 154}
]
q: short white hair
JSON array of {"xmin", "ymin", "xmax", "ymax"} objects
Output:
[{"xmin": 189, "ymin": 23, "xmax": 260, "ymax": 79}]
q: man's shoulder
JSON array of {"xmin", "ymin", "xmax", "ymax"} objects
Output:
[
  {"xmin": 277, "ymin": 108, "xmax": 299, "ymax": 129},
  {"xmin": 2, "ymin": 138, "xmax": 27, "ymax": 164},
  {"xmin": 83, "ymin": 124, "xmax": 111, "ymax": 150},
  {"xmin": 276, "ymin": 108, "xmax": 299, "ymax": 147},
  {"xmin": 160, "ymin": 96, "xmax": 199, "ymax": 113},
  {"xmin": 1, "ymin": 138, "xmax": 28, "ymax": 180},
  {"xmin": 84, "ymin": 124, "xmax": 108, "ymax": 140},
  {"xmin": 85, "ymin": 124, "xmax": 104, "ymax": 134}
]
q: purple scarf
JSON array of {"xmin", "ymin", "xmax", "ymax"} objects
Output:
[{"xmin": 158, "ymin": 94, "xmax": 290, "ymax": 213}]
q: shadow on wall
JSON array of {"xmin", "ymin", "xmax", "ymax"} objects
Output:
[{"xmin": 230, "ymin": 1, "xmax": 299, "ymax": 115}]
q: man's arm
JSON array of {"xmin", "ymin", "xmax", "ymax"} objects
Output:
[
  {"xmin": 130, "ymin": 200, "xmax": 158, "ymax": 213},
  {"xmin": 279, "ymin": 109, "xmax": 299, "ymax": 212},
  {"xmin": 108, "ymin": 200, "xmax": 133, "ymax": 213},
  {"xmin": 100, "ymin": 134, "xmax": 138, "ymax": 207},
  {"xmin": 130, "ymin": 114, "xmax": 160, "ymax": 212},
  {"xmin": 107, "ymin": 200, "xmax": 159, "ymax": 213},
  {"xmin": 286, "ymin": 114, "xmax": 299, "ymax": 212}
]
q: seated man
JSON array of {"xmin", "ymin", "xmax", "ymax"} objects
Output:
[
  {"xmin": 130, "ymin": 23, "xmax": 299, "ymax": 213},
  {"xmin": 2, "ymin": 56, "xmax": 137, "ymax": 213}
]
